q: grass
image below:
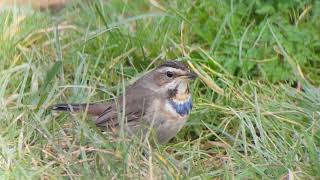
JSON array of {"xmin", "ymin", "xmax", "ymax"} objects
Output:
[{"xmin": 0, "ymin": 0, "xmax": 320, "ymax": 179}]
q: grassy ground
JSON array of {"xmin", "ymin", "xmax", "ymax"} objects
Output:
[{"xmin": 1, "ymin": 0, "xmax": 320, "ymax": 179}]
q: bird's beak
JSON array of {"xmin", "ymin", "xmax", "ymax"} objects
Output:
[{"xmin": 186, "ymin": 71, "xmax": 197, "ymax": 80}]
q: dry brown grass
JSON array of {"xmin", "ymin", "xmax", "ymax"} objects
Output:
[{"xmin": 0, "ymin": 0, "xmax": 69, "ymax": 11}]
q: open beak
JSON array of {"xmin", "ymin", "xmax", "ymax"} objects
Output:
[{"xmin": 186, "ymin": 71, "xmax": 197, "ymax": 80}]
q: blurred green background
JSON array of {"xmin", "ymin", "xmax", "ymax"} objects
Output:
[{"xmin": 0, "ymin": 0, "xmax": 319, "ymax": 179}]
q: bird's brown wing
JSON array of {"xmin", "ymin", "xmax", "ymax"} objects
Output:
[{"xmin": 95, "ymin": 86, "xmax": 155, "ymax": 128}]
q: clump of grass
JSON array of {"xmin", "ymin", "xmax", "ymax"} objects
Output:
[{"xmin": 0, "ymin": 0, "xmax": 319, "ymax": 179}]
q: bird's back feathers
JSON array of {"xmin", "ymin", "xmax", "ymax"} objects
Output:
[{"xmin": 52, "ymin": 80, "xmax": 158, "ymax": 128}]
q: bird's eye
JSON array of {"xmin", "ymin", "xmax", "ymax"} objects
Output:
[{"xmin": 166, "ymin": 71, "xmax": 174, "ymax": 78}]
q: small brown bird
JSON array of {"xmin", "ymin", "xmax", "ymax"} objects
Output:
[{"xmin": 52, "ymin": 61, "xmax": 197, "ymax": 144}]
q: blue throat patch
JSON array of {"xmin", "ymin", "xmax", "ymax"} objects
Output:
[{"xmin": 169, "ymin": 97, "xmax": 192, "ymax": 116}]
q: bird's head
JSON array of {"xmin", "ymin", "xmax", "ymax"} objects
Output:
[{"xmin": 148, "ymin": 61, "xmax": 197, "ymax": 100}]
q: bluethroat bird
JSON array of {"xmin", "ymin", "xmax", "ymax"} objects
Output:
[{"xmin": 52, "ymin": 61, "xmax": 197, "ymax": 144}]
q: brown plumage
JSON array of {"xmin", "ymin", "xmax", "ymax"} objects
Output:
[{"xmin": 52, "ymin": 61, "xmax": 197, "ymax": 144}]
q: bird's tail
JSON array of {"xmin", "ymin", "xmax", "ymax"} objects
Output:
[
  {"xmin": 51, "ymin": 102, "xmax": 110, "ymax": 116},
  {"xmin": 51, "ymin": 103, "xmax": 90, "ymax": 112}
]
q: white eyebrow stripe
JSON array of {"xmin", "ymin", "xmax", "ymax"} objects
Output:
[{"xmin": 160, "ymin": 67, "xmax": 185, "ymax": 74}]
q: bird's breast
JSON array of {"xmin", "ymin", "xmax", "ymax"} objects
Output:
[{"xmin": 168, "ymin": 95, "xmax": 192, "ymax": 117}]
